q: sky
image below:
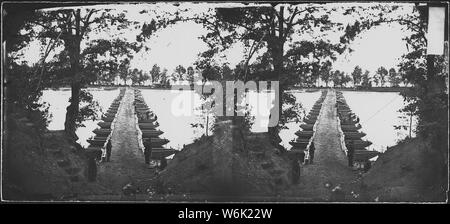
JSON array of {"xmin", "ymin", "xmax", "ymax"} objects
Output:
[
  {"xmin": 333, "ymin": 22, "xmax": 411, "ymax": 74},
  {"xmin": 16, "ymin": 2, "xmax": 415, "ymax": 77}
]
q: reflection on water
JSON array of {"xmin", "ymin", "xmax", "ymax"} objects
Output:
[
  {"xmin": 41, "ymin": 88, "xmax": 414, "ymax": 153},
  {"xmin": 343, "ymin": 91, "xmax": 417, "ymax": 152},
  {"xmin": 41, "ymin": 88, "xmax": 119, "ymax": 147}
]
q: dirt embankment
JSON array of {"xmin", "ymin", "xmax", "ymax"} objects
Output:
[
  {"xmin": 2, "ymin": 115, "xmax": 109, "ymax": 200},
  {"xmin": 361, "ymin": 138, "xmax": 448, "ymax": 202}
]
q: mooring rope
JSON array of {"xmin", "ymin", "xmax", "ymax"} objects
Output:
[{"xmin": 360, "ymin": 94, "xmax": 401, "ymax": 125}]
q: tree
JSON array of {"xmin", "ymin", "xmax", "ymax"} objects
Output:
[
  {"xmin": 331, "ymin": 70, "xmax": 343, "ymax": 87},
  {"xmin": 361, "ymin": 70, "xmax": 372, "ymax": 88},
  {"xmin": 376, "ymin": 66, "xmax": 388, "ymax": 87},
  {"xmin": 139, "ymin": 4, "xmax": 353, "ymax": 142},
  {"xmin": 341, "ymin": 74, "xmax": 352, "ymax": 87},
  {"xmin": 130, "ymin": 68, "xmax": 140, "ymax": 85},
  {"xmin": 208, "ymin": 6, "xmax": 349, "ymax": 138},
  {"xmin": 199, "ymin": 64, "xmax": 222, "ymax": 81},
  {"xmin": 331, "ymin": 70, "xmax": 339, "ymax": 87},
  {"xmin": 186, "ymin": 66, "xmax": 195, "ymax": 86},
  {"xmin": 372, "ymin": 73, "xmax": 380, "ymax": 87},
  {"xmin": 221, "ymin": 64, "xmax": 234, "ymax": 80},
  {"xmin": 285, "ymin": 40, "xmax": 342, "ymax": 87},
  {"xmin": 83, "ymin": 38, "xmax": 141, "ymax": 85},
  {"xmin": 141, "ymin": 72, "xmax": 150, "ymax": 85},
  {"xmin": 331, "ymin": 70, "xmax": 351, "ymax": 87},
  {"xmin": 395, "ymin": 4, "xmax": 448, "ymax": 156},
  {"xmin": 351, "ymin": 65, "xmax": 363, "ymax": 86},
  {"xmin": 31, "ymin": 7, "xmax": 133, "ymax": 140},
  {"xmin": 118, "ymin": 58, "xmax": 131, "ymax": 85},
  {"xmin": 150, "ymin": 64, "xmax": 161, "ymax": 84},
  {"xmin": 388, "ymin": 67, "xmax": 401, "ymax": 87},
  {"xmin": 174, "ymin": 65, "xmax": 187, "ymax": 81},
  {"xmin": 160, "ymin": 68, "xmax": 169, "ymax": 87},
  {"xmin": 319, "ymin": 61, "xmax": 332, "ymax": 87},
  {"xmin": 129, "ymin": 69, "xmax": 149, "ymax": 85}
]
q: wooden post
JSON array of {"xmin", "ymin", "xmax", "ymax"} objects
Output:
[{"xmin": 206, "ymin": 112, "xmax": 209, "ymax": 136}]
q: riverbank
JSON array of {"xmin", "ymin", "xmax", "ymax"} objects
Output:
[
  {"xmin": 359, "ymin": 137, "xmax": 447, "ymax": 202},
  {"xmin": 2, "ymin": 114, "xmax": 110, "ymax": 200}
]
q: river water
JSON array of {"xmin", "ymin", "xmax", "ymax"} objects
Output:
[
  {"xmin": 41, "ymin": 88, "xmax": 120, "ymax": 147},
  {"xmin": 342, "ymin": 91, "xmax": 417, "ymax": 152},
  {"xmin": 41, "ymin": 88, "xmax": 416, "ymax": 153}
]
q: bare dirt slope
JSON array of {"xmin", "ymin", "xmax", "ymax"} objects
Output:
[
  {"xmin": 2, "ymin": 117, "xmax": 109, "ymax": 200},
  {"xmin": 362, "ymin": 137, "xmax": 448, "ymax": 202}
]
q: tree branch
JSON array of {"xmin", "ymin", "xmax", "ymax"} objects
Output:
[
  {"xmin": 244, "ymin": 32, "xmax": 267, "ymax": 82},
  {"xmin": 35, "ymin": 31, "xmax": 63, "ymax": 92},
  {"xmin": 283, "ymin": 7, "xmax": 308, "ymax": 38},
  {"xmin": 81, "ymin": 9, "xmax": 97, "ymax": 36}
]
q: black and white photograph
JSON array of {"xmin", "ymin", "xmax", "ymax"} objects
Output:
[{"xmin": 1, "ymin": 1, "xmax": 448, "ymax": 204}]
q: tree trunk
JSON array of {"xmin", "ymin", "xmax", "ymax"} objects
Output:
[
  {"xmin": 64, "ymin": 10, "xmax": 82, "ymax": 141},
  {"xmin": 65, "ymin": 77, "xmax": 80, "ymax": 140},
  {"xmin": 267, "ymin": 40, "xmax": 284, "ymax": 144}
]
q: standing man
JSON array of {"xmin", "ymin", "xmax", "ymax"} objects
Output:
[
  {"xmin": 158, "ymin": 157, "xmax": 168, "ymax": 172},
  {"xmin": 303, "ymin": 149, "xmax": 310, "ymax": 165},
  {"xmin": 105, "ymin": 139, "xmax": 112, "ymax": 162},
  {"xmin": 299, "ymin": 150, "xmax": 305, "ymax": 164},
  {"xmin": 309, "ymin": 141, "xmax": 316, "ymax": 164},
  {"xmin": 347, "ymin": 140, "xmax": 355, "ymax": 167},
  {"xmin": 144, "ymin": 138, "xmax": 152, "ymax": 166}
]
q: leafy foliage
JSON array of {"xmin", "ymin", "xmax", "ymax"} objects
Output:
[
  {"xmin": 160, "ymin": 68, "xmax": 170, "ymax": 88},
  {"xmin": 150, "ymin": 64, "xmax": 161, "ymax": 84},
  {"xmin": 173, "ymin": 65, "xmax": 187, "ymax": 82},
  {"xmin": 388, "ymin": 67, "xmax": 401, "ymax": 87},
  {"xmin": 186, "ymin": 66, "xmax": 195, "ymax": 85},
  {"xmin": 351, "ymin": 66, "xmax": 363, "ymax": 86},
  {"xmin": 83, "ymin": 38, "xmax": 142, "ymax": 85},
  {"xmin": 331, "ymin": 70, "xmax": 351, "ymax": 87},
  {"xmin": 74, "ymin": 90, "xmax": 100, "ymax": 127},
  {"xmin": 7, "ymin": 6, "xmax": 141, "ymax": 139},
  {"xmin": 395, "ymin": 6, "xmax": 448, "ymax": 154},
  {"xmin": 130, "ymin": 68, "xmax": 150, "ymax": 85},
  {"xmin": 376, "ymin": 66, "xmax": 389, "ymax": 87},
  {"xmin": 361, "ymin": 70, "xmax": 372, "ymax": 88},
  {"xmin": 137, "ymin": 4, "xmax": 356, "ymax": 140}
]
